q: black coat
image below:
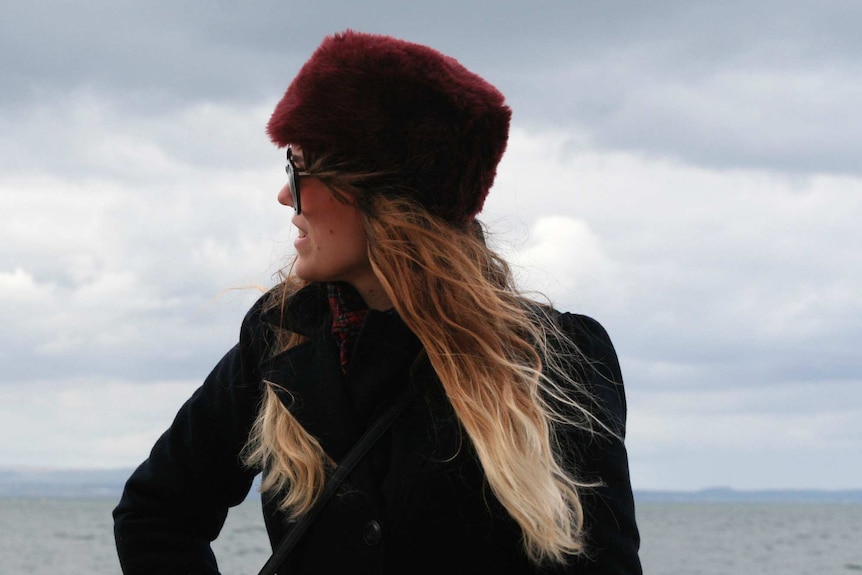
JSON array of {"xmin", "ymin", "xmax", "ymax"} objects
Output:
[{"xmin": 113, "ymin": 284, "xmax": 641, "ymax": 574}]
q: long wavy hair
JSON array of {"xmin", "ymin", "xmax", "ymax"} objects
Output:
[{"xmin": 243, "ymin": 160, "xmax": 604, "ymax": 565}]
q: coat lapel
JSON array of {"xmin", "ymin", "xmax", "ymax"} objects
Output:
[
  {"xmin": 258, "ymin": 282, "xmax": 450, "ymax": 519},
  {"xmin": 260, "ymin": 326, "xmax": 361, "ymax": 463}
]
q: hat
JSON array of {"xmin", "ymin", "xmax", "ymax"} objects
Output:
[{"xmin": 267, "ymin": 30, "xmax": 511, "ymax": 225}]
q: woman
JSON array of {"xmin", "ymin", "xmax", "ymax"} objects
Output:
[{"xmin": 113, "ymin": 30, "xmax": 642, "ymax": 574}]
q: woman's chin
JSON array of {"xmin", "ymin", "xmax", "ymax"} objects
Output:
[{"xmin": 292, "ymin": 262, "xmax": 328, "ymax": 284}]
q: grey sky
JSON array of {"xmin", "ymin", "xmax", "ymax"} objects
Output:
[
  {"xmin": 1, "ymin": 0, "xmax": 860, "ymax": 490},
  {"xmin": 5, "ymin": 1, "xmax": 862, "ymax": 173}
]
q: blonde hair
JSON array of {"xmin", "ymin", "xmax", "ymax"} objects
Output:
[{"xmin": 243, "ymin": 176, "xmax": 603, "ymax": 565}]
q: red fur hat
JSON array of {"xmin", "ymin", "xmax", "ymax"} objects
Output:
[{"xmin": 267, "ymin": 30, "xmax": 511, "ymax": 225}]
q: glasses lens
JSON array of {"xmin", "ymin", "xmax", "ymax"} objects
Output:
[{"xmin": 285, "ymin": 148, "xmax": 301, "ymax": 215}]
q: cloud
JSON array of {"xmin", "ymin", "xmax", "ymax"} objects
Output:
[
  {"xmin": 6, "ymin": 116, "xmax": 859, "ymax": 486},
  {"xmin": 628, "ymin": 380, "xmax": 862, "ymax": 490},
  {"xmin": 485, "ymin": 130, "xmax": 862, "ymax": 487},
  {"xmin": 490, "ymin": 131, "xmax": 862, "ymax": 383},
  {"xmin": 0, "ymin": 91, "xmax": 292, "ymax": 380},
  {"xmin": 4, "ymin": 1, "xmax": 862, "ymax": 177},
  {"xmin": 1, "ymin": 0, "xmax": 860, "ymax": 489},
  {"xmin": 0, "ymin": 378, "xmax": 201, "ymax": 467}
]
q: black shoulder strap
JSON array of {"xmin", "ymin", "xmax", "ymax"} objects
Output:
[{"xmin": 257, "ymin": 384, "xmax": 416, "ymax": 575}]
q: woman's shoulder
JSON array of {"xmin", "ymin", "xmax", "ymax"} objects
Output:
[
  {"xmin": 237, "ymin": 288, "xmax": 283, "ymax": 364},
  {"xmin": 529, "ymin": 302, "xmax": 619, "ymax": 371},
  {"xmin": 554, "ymin": 311, "xmax": 620, "ymax": 371},
  {"xmin": 544, "ymin": 308, "xmax": 627, "ymax": 434},
  {"xmin": 555, "ymin": 311, "xmax": 613, "ymax": 346},
  {"xmin": 240, "ymin": 287, "xmax": 277, "ymax": 332},
  {"xmin": 236, "ymin": 282, "xmax": 333, "ymax": 363},
  {"xmin": 243, "ymin": 282, "xmax": 329, "ymax": 335}
]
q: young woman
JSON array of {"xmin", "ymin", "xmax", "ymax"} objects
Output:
[{"xmin": 113, "ymin": 30, "xmax": 642, "ymax": 574}]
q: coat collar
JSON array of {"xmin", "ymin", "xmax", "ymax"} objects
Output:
[
  {"xmin": 258, "ymin": 282, "xmax": 424, "ymax": 462},
  {"xmin": 260, "ymin": 282, "xmax": 332, "ymax": 336}
]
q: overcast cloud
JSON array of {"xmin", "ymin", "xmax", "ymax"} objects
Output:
[{"xmin": 1, "ymin": 0, "xmax": 860, "ymax": 490}]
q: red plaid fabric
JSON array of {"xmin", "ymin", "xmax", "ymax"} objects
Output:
[{"xmin": 327, "ymin": 282, "xmax": 369, "ymax": 372}]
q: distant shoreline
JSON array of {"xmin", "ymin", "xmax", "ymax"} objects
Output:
[
  {"xmin": 1, "ymin": 467, "xmax": 861, "ymax": 503},
  {"xmin": 634, "ymin": 488, "xmax": 862, "ymax": 504}
]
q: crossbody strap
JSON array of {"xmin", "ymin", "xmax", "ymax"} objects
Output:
[{"xmin": 257, "ymin": 384, "xmax": 416, "ymax": 575}]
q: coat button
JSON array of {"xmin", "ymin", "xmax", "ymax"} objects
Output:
[{"xmin": 362, "ymin": 519, "xmax": 382, "ymax": 546}]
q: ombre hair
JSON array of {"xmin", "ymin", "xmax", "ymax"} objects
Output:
[{"xmin": 243, "ymin": 162, "xmax": 605, "ymax": 565}]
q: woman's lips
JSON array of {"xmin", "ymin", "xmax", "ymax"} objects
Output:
[{"xmin": 294, "ymin": 225, "xmax": 308, "ymax": 249}]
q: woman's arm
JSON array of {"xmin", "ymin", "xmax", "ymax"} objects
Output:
[
  {"xmin": 557, "ymin": 313, "xmax": 642, "ymax": 575},
  {"xmin": 113, "ymin": 300, "xmax": 271, "ymax": 574}
]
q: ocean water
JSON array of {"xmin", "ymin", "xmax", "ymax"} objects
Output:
[
  {"xmin": 0, "ymin": 496, "xmax": 271, "ymax": 575},
  {"xmin": 1, "ymin": 497, "xmax": 860, "ymax": 574},
  {"xmin": 637, "ymin": 501, "xmax": 862, "ymax": 575}
]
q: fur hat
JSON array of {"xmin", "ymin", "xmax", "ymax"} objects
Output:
[{"xmin": 267, "ymin": 30, "xmax": 511, "ymax": 225}]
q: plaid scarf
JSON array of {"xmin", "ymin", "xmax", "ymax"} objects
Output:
[{"xmin": 326, "ymin": 282, "xmax": 369, "ymax": 372}]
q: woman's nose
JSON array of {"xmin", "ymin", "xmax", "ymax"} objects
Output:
[{"xmin": 278, "ymin": 182, "xmax": 293, "ymax": 207}]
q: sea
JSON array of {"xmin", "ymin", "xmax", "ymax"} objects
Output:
[{"xmin": 1, "ymin": 494, "xmax": 861, "ymax": 574}]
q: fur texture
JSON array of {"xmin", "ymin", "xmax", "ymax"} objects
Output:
[{"xmin": 267, "ymin": 30, "xmax": 511, "ymax": 225}]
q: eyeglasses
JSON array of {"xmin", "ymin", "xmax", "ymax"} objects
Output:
[{"xmin": 285, "ymin": 146, "xmax": 312, "ymax": 215}]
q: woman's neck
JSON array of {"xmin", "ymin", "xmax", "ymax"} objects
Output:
[{"xmin": 351, "ymin": 278, "xmax": 392, "ymax": 311}]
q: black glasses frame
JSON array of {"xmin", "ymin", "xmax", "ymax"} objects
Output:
[{"xmin": 285, "ymin": 146, "xmax": 311, "ymax": 215}]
